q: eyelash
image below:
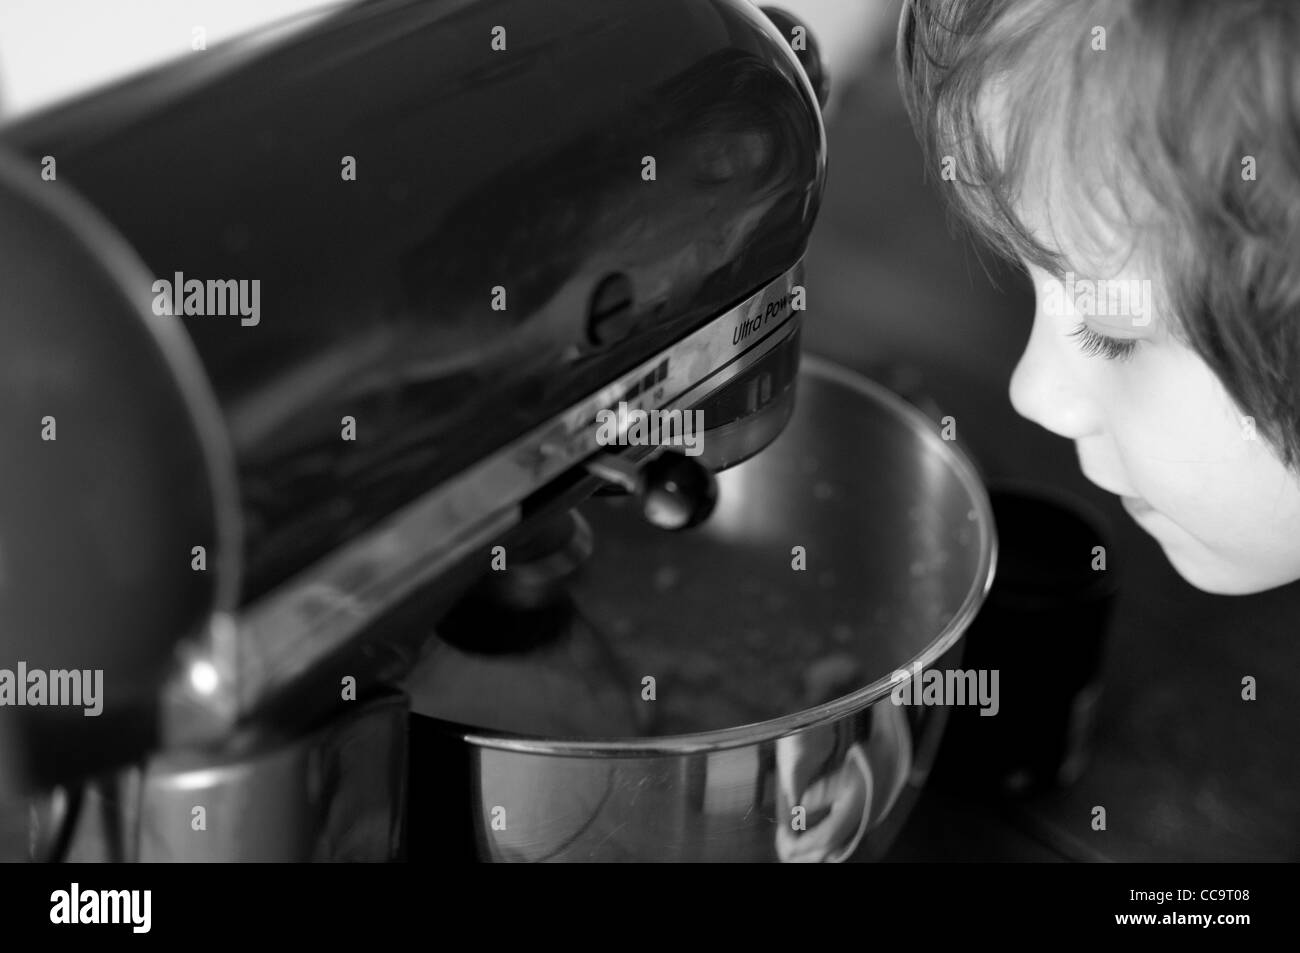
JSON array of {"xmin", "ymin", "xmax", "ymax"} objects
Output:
[{"xmin": 1068, "ymin": 324, "xmax": 1139, "ymax": 362}]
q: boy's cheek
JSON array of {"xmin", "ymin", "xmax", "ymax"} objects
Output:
[{"xmin": 1113, "ymin": 350, "xmax": 1258, "ymax": 489}]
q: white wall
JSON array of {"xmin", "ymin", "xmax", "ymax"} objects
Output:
[
  {"xmin": 0, "ymin": 0, "xmax": 900, "ymax": 121},
  {"xmin": 0, "ymin": 0, "xmax": 345, "ymax": 120}
]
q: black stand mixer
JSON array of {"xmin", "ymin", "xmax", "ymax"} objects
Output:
[{"xmin": 0, "ymin": 0, "xmax": 835, "ymax": 860}]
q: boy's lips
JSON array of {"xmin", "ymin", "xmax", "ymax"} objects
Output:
[
  {"xmin": 1077, "ymin": 459, "xmax": 1155, "ymax": 515},
  {"xmin": 1121, "ymin": 495, "xmax": 1154, "ymax": 516},
  {"xmin": 1077, "ymin": 459, "xmax": 1135, "ymax": 500}
]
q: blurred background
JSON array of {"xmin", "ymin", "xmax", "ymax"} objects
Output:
[{"xmin": 2, "ymin": 0, "xmax": 1295, "ymax": 861}]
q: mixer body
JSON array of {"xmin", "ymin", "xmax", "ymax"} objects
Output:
[{"xmin": 0, "ymin": 0, "xmax": 831, "ymax": 859}]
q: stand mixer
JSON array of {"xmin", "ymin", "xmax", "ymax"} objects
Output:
[{"xmin": 0, "ymin": 0, "xmax": 843, "ymax": 860}]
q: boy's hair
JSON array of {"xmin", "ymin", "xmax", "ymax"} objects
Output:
[{"xmin": 898, "ymin": 0, "xmax": 1300, "ymax": 466}]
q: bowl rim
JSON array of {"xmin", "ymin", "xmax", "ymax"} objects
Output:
[{"xmin": 424, "ymin": 352, "xmax": 999, "ymax": 756}]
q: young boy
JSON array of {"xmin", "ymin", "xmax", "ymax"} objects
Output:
[{"xmin": 898, "ymin": 0, "xmax": 1300, "ymax": 595}]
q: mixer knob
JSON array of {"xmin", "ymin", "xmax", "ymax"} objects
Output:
[
  {"xmin": 584, "ymin": 449, "xmax": 718, "ymax": 530},
  {"xmin": 638, "ymin": 451, "xmax": 719, "ymax": 530}
]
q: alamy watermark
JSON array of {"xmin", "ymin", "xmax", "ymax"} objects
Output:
[
  {"xmin": 595, "ymin": 402, "xmax": 705, "ymax": 457},
  {"xmin": 152, "ymin": 272, "xmax": 260, "ymax": 326},
  {"xmin": 0, "ymin": 663, "xmax": 103, "ymax": 716},
  {"xmin": 1041, "ymin": 271, "xmax": 1152, "ymax": 327},
  {"xmin": 50, "ymin": 884, "xmax": 151, "ymax": 933},
  {"xmin": 890, "ymin": 661, "xmax": 999, "ymax": 716}
]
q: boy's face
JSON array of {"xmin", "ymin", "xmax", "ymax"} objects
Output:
[
  {"xmin": 948, "ymin": 84, "xmax": 1300, "ymax": 595},
  {"xmin": 1010, "ymin": 248, "xmax": 1300, "ymax": 595}
]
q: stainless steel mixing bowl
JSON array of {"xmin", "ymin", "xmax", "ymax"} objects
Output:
[{"xmin": 405, "ymin": 354, "xmax": 996, "ymax": 861}]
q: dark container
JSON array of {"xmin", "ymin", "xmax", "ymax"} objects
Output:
[{"xmin": 929, "ymin": 483, "xmax": 1118, "ymax": 795}]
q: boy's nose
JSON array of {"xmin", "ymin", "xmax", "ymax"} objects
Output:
[{"xmin": 1008, "ymin": 315, "xmax": 1100, "ymax": 442}]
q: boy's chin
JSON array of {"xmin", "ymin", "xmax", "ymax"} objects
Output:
[{"xmin": 1161, "ymin": 543, "xmax": 1297, "ymax": 596}]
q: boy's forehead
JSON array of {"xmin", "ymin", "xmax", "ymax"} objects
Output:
[{"xmin": 976, "ymin": 79, "xmax": 1145, "ymax": 279}]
